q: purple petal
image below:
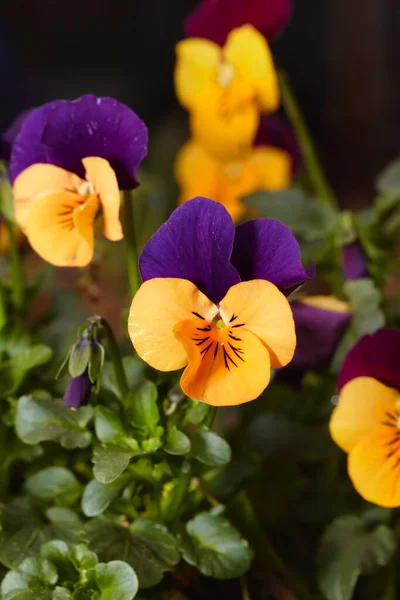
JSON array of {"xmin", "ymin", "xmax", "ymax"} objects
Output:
[
  {"xmin": 231, "ymin": 219, "xmax": 313, "ymax": 293},
  {"xmin": 185, "ymin": 0, "xmax": 292, "ymax": 46},
  {"xmin": 139, "ymin": 197, "xmax": 240, "ymax": 304},
  {"xmin": 290, "ymin": 300, "xmax": 351, "ymax": 369},
  {"xmin": 0, "ymin": 110, "xmax": 33, "ymax": 161},
  {"xmin": 254, "ymin": 116, "xmax": 303, "ymax": 175},
  {"xmin": 338, "ymin": 329, "xmax": 400, "ymax": 391},
  {"xmin": 342, "ymin": 241, "xmax": 369, "ymax": 281},
  {"xmin": 64, "ymin": 372, "xmax": 91, "ymax": 409},
  {"xmin": 9, "ymin": 95, "xmax": 148, "ymax": 189}
]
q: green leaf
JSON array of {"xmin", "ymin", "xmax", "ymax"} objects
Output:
[
  {"xmin": 331, "ymin": 279, "xmax": 385, "ymax": 372},
  {"xmin": 185, "ymin": 399, "xmax": 210, "ymax": 425},
  {"xmin": 70, "ymin": 544, "xmax": 98, "ymax": 570},
  {"xmin": 318, "ymin": 515, "xmax": 396, "ymax": 600},
  {"xmin": 0, "ymin": 345, "xmax": 54, "ymax": 397},
  {"xmin": 92, "ymin": 446, "xmax": 135, "ymax": 484},
  {"xmin": 94, "ymin": 407, "xmax": 139, "ymax": 451},
  {"xmin": 242, "ymin": 188, "xmax": 337, "ymax": 241},
  {"xmin": 164, "ymin": 427, "xmax": 190, "ymax": 456},
  {"xmin": 179, "ymin": 509, "xmax": 253, "ymax": 579},
  {"xmin": 15, "ymin": 395, "xmax": 93, "ymax": 449},
  {"xmin": 40, "ymin": 541, "xmax": 76, "ymax": 584},
  {"xmin": 94, "ymin": 561, "xmax": 138, "ymax": 600},
  {"xmin": 25, "ymin": 467, "xmax": 81, "ymax": 506},
  {"xmin": 0, "ymin": 170, "xmax": 16, "ymax": 223},
  {"xmin": 88, "ymin": 341, "xmax": 105, "ymax": 390},
  {"xmin": 69, "ymin": 339, "xmax": 91, "ymax": 378},
  {"xmin": 86, "ymin": 518, "xmax": 180, "ymax": 589},
  {"xmin": 82, "ymin": 478, "xmax": 128, "ymax": 517},
  {"xmin": 376, "ymin": 158, "xmax": 400, "ymax": 199},
  {"xmin": 126, "ymin": 381, "xmax": 159, "ymax": 434},
  {"xmin": 1, "ymin": 557, "xmax": 58, "ymax": 599},
  {"xmin": 190, "ymin": 429, "xmax": 231, "ymax": 467},
  {"xmin": 52, "ymin": 588, "xmax": 71, "ymax": 600}
]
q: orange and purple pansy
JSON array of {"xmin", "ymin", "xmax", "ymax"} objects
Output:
[
  {"xmin": 128, "ymin": 197, "xmax": 313, "ymax": 406},
  {"xmin": 185, "ymin": 0, "xmax": 292, "ymax": 47},
  {"xmin": 9, "ymin": 95, "xmax": 148, "ymax": 267},
  {"xmin": 330, "ymin": 329, "xmax": 400, "ymax": 507}
]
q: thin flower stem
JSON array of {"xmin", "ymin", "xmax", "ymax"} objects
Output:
[
  {"xmin": 100, "ymin": 318, "xmax": 129, "ymax": 398},
  {"xmin": 0, "ymin": 285, "xmax": 6, "ymax": 330},
  {"xmin": 123, "ymin": 191, "xmax": 141, "ymax": 298},
  {"xmin": 5, "ymin": 220, "xmax": 24, "ymax": 312},
  {"xmin": 279, "ymin": 71, "xmax": 338, "ymax": 211},
  {"xmin": 240, "ymin": 576, "xmax": 251, "ymax": 600},
  {"xmin": 204, "ymin": 406, "xmax": 218, "ymax": 429}
]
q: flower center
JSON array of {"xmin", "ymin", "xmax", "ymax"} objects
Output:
[
  {"xmin": 77, "ymin": 180, "xmax": 95, "ymax": 196},
  {"xmin": 218, "ymin": 61, "xmax": 235, "ymax": 88},
  {"xmin": 191, "ymin": 311, "xmax": 245, "ymax": 370}
]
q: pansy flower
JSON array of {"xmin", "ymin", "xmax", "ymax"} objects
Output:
[
  {"xmin": 290, "ymin": 296, "xmax": 351, "ymax": 369},
  {"xmin": 9, "ymin": 95, "xmax": 148, "ymax": 267},
  {"xmin": 330, "ymin": 329, "xmax": 400, "ymax": 507},
  {"xmin": 185, "ymin": 0, "xmax": 292, "ymax": 47},
  {"xmin": 175, "ymin": 139, "xmax": 291, "ymax": 221},
  {"xmin": 174, "ymin": 25, "xmax": 279, "ymax": 161},
  {"xmin": 128, "ymin": 197, "xmax": 313, "ymax": 406}
]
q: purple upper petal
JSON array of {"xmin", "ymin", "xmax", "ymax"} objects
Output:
[
  {"xmin": 139, "ymin": 197, "xmax": 240, "ymax": 304},
  {"xmin": 185, "ymin": 0, "xmax": 292, "ymax": 46},
  {"xmin": 231, "ymin": 219, "xmax": 313, "ymax": 294},
  {"xmin": 342, "ymin": 241, "xmax": 369, "ymax": 281},
  {"xmin": 0, "ymin": 110, "xmax": 32, "ymax": 161},
  {"xmin": 290, "ymin": 300, "xmax": 351, "ymax": 369},
  {"xmin": 254, "ymin": 116, "xmax": 303, "ymax": 175},
  {"xmin": 9, "ymin": 95, "xmax": 148, "ymax": 189},
  {"xmin": 338, "ymin": 329, "xmax": 400, "ymax": 391}
]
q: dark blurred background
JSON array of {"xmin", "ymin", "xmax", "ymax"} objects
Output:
[{"xmin": 1, "ymin": 0, "xmax": 400, "ymax": 208}]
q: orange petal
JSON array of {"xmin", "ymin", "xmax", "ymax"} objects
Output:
[
  {"xmin": 329, "ymin": 377, "xmax": 399, "ymax": 453},
  {"xmin": 246, "ymin": 146, "xmax": 292, "ymax": 190},
  {"xmin": 348, "ymin": 428, "xmax": 400, "ymax": 507},
  {"xmin": 224, "ymin": 25, "xmax": 279, "ymax": 113},
  {"xmin": 82, "ymin": 157, "xmax": 122, "ymax": 241},
  {"xmin": 174, "ymin": 39, "xmax": 221, "ymax": 110},
  {"xmin": 13, "ymin": 164, "xmax": 83, "ymax": 231},
  {"xmin": 174, "ymin": 318, "xmax": 270, "ymax": 406},
  {"xmin": 174, "ymin": 140, "xmax": 219, "ymax": 189},
  {"xmin": 219, "ymin": 280, "xmax": 296, "ymax": 368},
  {"xmin": 25, "ymin": 191, "xmax": 98, "ymax": 267},
  {"xmin": 128, "ymin": 278, "xmax": 218, "ymax": 372}
]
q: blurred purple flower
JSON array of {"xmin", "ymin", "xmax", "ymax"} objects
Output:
[
  {"xmin": 64, "ymin": 372, "xmax": 91, "ymax": 409},
  {"xmin": 185, "ymin": 0, "xmax": 292, "ymax": 46},
  {"xmin": 342, "ymin": 241, "xmax": 369, "ymax": 281},
  {"xmin": 290, "ymin": 296, "xmax": 351, "ymax": 369},
  {"xmin": 254, "ymin": 116, "xmax": 303, "ymax": 175}
]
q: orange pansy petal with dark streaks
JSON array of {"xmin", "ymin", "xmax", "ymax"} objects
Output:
[
  {"xmin": 219, "ymin": 280, "xmax": 296, "ymax": 368},
  {"xmin": 25, "ymin": 191, "xmax": 99, "ymax": 267},
  {"xmin": 174, "ymin": 318, "xmax": 270, "ymax": 406},
  {"xmin": 13, "ymin": 163, "xmax": 83, "ymax": 230},
  {"xmin": 330, "ymin": 377, "xmax": 399, "ymax": 453},
  {"xmin": 82, "ymin": 157, "xmax": 123, "ymax": 241},
  {"xmin": 128, "ymin": 278, "xmax": 218, "ymax": 372},
  {"xmin": 349, "ymin": 427, "xmax": 400, "ymax": 507}
]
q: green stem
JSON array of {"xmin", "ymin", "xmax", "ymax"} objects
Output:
[
  {"xmin": 232, "ymin": 491, "xmax": 316, "ymax": 600},
  {"xmin": 5, "ymin": 219, "xmax": 24, "ymax": 312},
  {"xmin": 279, "ymin": 72, "xmax": 338, "ymax": 211},
  {"xmin": 123, "ymin": 191, "xmax": 141, "ymax": 298},
  {"xmin": 240, "ymin": 576, "xmax": 251, "ymax": 600},
  {"xmin": 0, "ymin": 284, "xmax": 6, "ymax": 331},
  {"xmin": 204, "ymin": 406, "xmax": 218, "ymax": 429},
  {"xmin": 100, "ymin": 318, "xmax": 129, "ymax": 398}
]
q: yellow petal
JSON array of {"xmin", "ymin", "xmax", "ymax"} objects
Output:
[
  {"xmin": 246, "ymin": 146, "xmax": 291, "ymax": 190},
  {"xmin": 224, "ymin": 25, "xmax": 279, "ymax": 113},
  {"xmin": 128, "ymin": 278, "xmax": 218, "ymax": 372},
  {"xmin": 174, "ymin": 39, "xmax": 221, "ymax": 110},
  {"xmin": 25, "ymin": 191, "xmax": 99, "ymax": 267},
  {"xmin": 348, "ymin": 428, "xmax": 400, "ymax": 507},
  {"xmin": 190, "ymin": 98, "xmax": 259, "ymax": 162},
  {"xmin": 174, "ymin": 141, "xmax": 219, "ymax": 189},
  {"xmin": 330, "ymin": 377, "xmax": 399, "ymax": 453},
  {"xmin": 300, "ymin": 295, "xmax": 350, "ymax": 313},
  {"xmin": 219, "ymin": 280, "xmax": 296, "ymax": 368},
  {"xmin": 13, "ymin": 164, "xmax": 83, "ymax": 231},
  {"xmin": 174, "ymin": 318, "xmax": 270, "ymax": 406},
  {"xmin": 82, "ymin": 157, "xmax": 122, "ymax": 241}
]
